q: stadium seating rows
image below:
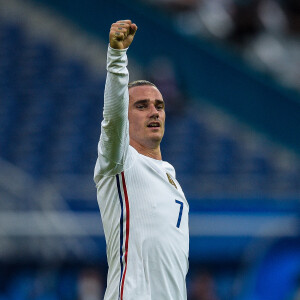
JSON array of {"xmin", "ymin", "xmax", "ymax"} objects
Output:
[{"xmin": 0, "ymin": 18, "xmax": 299, "ymax": 206}]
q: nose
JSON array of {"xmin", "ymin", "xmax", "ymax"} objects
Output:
[{"xmin": 149, "ymin": 104, "xmax": 159, "ymax": 119}]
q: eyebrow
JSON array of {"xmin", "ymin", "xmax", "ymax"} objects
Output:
[{"xmin": 133, "ymin": 99, "xmax": 165, "ymax": 105}]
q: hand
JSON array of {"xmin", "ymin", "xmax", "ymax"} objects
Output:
[{"xmin": 109, "ymin": 20, "xmax": 138, "ymax": 50}]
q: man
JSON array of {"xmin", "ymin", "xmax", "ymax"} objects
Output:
[{"xmin": 94, "ymin": 20, "xmax": 189, "ymax": 300}]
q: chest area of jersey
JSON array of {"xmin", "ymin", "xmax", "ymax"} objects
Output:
[{"xmin": 122, "ymin": 160, "xmax": 189, "ymax": 235}]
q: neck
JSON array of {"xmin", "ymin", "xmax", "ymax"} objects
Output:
[{"xmin": 130, "ymin": 140, "xmax": 162, "ymax": 160}]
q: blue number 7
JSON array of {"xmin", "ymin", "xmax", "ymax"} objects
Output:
[{"xmin": 175, "ymin": 200, "xmax": 183, "ymax": 228}]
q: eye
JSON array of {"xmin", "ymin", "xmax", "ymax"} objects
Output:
[
  {"xmin": 156, "ymin": 104, "xmax": 164, "ymax": 110},
  {"xmin": 136, "ymin": 104, "xmax": 146, "ymax": 109}
]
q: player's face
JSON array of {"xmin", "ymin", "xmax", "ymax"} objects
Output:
[{"xmin": 128, "ymin": 85, "xmax": 165, "ymax": 149}]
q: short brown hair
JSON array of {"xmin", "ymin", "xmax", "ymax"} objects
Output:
[{"xmin": 128, "ymin": 80, "xmax": 157, "ymax": 90}]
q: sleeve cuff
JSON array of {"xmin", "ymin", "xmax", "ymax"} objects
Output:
[
  {"xmin": 108, "ymin": 44, "xmax": 128, "ymax": 54},
  {"xmin": 106, "ymin": 44, "xmax": 129, "ymax": 74}
]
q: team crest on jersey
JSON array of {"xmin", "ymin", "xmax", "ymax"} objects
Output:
[{"xmin": 166, "ymin": 173, "xmax": 177, "ymax": 189}]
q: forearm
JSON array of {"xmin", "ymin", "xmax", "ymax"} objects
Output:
[
  {"xmin": 103, "ymin": 46, "xmax": 129, "ymax": 121},
  {"xmin": 99, "ymin": 46, "xmax": 129, "ymax": 164}
]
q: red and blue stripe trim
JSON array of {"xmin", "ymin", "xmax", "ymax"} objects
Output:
[{"xmin": 116, "ymin": 171, "xmax": 130, "ymax": 300}]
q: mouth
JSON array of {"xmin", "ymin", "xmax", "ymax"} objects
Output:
[{"xmin": 147, "ymin": 122, "xmax": 161, "ymax": 128}]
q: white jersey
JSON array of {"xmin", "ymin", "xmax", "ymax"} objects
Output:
[{"xmin": 94, "ymin": 46, "xmax": 189, "ymax": 300}]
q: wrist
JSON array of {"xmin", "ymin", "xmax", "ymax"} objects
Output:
[{"xmin": 108, "ymin": 44, "xmax": 128, "ymax": 53}]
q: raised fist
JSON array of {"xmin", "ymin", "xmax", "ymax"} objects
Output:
[{"xmin": 109, "ymin": 20, "xmax": 138, "ymax": 50}]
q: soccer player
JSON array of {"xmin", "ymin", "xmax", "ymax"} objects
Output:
[{"xmin": 94, "ymin": 20, "xmax": 189, "ymax": 300}]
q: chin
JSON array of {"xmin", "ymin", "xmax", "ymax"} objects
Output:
[{"xmin": 149, "ymin": 134, "xmax": 163, "ymax": 143}]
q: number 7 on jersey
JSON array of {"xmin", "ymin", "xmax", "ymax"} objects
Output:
[{"xmin": 175, "ymin": 200, "xmax": 183, "ymax": 228}]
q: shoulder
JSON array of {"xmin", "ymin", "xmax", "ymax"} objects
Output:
[
  {"xmin": 94, "ymin": 145, "xmax": 138, "ymax": 181},
  {"xmin": 162, "ymin": 160, "xmax": 176, "ymax": 178}
]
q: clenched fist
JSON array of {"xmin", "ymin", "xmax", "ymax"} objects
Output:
[{"xmin": 109, "ymin": 20, "xmax": 138, "ymax": 50}]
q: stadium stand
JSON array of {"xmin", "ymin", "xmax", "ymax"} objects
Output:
[
  {"xmin": 142, "ymin": 0, "xmax": 300, "ymax": 93},
  {"xmin": 0, "ymin": 14, "xmax": 299, "ymax": 201}
]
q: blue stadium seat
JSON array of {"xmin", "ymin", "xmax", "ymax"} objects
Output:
[{"xmin": 0, "ymin": 16, "xmax": 298, "ymax": 207}]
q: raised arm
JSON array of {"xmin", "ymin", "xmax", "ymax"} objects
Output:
[{"xmin": 94, "ymin": 20, "xmax": 137, "ymax": 180}]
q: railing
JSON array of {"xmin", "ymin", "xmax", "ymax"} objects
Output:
[{"xmin": 0, "ymin": 158, "xmax": 102, "ymax": 262}]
